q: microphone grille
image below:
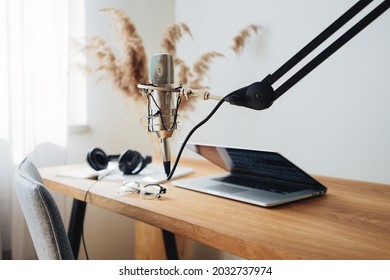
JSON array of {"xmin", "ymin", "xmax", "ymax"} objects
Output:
[{"xmin": 149, "ymin": 53, "xmax": 174, "ymax": 84}]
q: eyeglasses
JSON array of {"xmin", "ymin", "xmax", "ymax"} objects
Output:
[{"xmin": 118, "ymin": 181, "xmax": 167, "ymax": 199}]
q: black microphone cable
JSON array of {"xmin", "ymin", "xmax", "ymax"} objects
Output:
[{"xmin": 167, "ymin": 92, "xmax": 233, "ymax": 181}]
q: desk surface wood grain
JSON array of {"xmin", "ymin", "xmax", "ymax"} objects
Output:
[{"xmin": 41, "ymin": 158, "xmax": 390, "ymax": 259}]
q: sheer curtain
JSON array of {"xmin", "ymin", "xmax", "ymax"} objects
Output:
[{"xmin": 0, "ymin": 0, "xmax": 70, "ymax": 259}]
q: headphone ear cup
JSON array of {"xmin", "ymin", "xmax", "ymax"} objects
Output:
[
  {"xmin": 132, "ymin": 154, "xmax": 152, "ymax": 174},
  {"xmin": 87, "ymin": 148, "xmax": 109, "ymax": 171},
  {"xmin": 140, "ymin": 155, "xmax": 152, "ymax": 171},
  {"xmin": 118, "ymin": 150, "xmax": 143, "ymax": 175}
]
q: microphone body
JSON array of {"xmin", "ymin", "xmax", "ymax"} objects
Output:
[{"xmin": 147, "ymin": 53, "xmax": 178, "ymax": 176}]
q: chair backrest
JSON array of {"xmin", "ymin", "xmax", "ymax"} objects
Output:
[{"xmin": 14, "ymin": 158, "xmax": 74, "ymax": 260}]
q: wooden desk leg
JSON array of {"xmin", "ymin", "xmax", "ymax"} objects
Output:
[
  {"xmin": 135, "ymin": 221, "xmax": 191, "ymax": 260},
  {"xmin": 67, "ymin": 199, "xmax": 86, "ymax": 259}
]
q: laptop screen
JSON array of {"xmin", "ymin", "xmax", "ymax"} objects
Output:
[{"xmin": 187, "ymin": 143, "xmax": 320, "ymax": 186}]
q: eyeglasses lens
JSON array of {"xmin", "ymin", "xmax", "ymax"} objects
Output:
[
  {"xmin": 118, "ymin": 181, "xmax": 140, "ymax": 195},
  {"xmin": 140, "ymin": 184, "xmax": 163, "ymax": 199}
]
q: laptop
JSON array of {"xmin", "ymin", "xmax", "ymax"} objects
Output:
[{"xmin": 173, "ymin": 143, "xmax": 327, "ymax": 207}]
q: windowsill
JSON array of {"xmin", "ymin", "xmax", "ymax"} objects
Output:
[{"xmin": 68, "ymin": 125, "xmax": 90, "ymax": 134}]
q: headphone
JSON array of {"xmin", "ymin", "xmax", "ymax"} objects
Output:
[{"xmin": 86, "ymin": 148, "xmax": 152, "ymax": 175}]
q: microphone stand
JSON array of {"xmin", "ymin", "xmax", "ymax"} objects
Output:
[{"xmin": 165, "ymin": 0, "xmax": 389, "ymax": 180}]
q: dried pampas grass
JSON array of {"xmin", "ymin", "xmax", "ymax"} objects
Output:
[
  {"xmin": 82, "ymin": 8, "xmax": 148, "ymax": 101},
  {"xmin": 161, "ymin": 22, "xmax": 192, "ymax": 58},
  {"xmin": 83, "ymin": 8, "xmax": 261, "ymax": 113},
  {"xmin": 190, "ymin": 51, "xmax": 224, "ymax": 88},
  {"xmin": 231, "ymin": 24, "xmax": 262, "ymax": 54}
]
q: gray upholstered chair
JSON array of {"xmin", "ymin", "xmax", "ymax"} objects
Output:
[{"xmin": 15, "ymin": 158, "xmax": 74, "ymax": 260}]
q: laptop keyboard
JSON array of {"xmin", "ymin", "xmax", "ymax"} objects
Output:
[{"xmin": 214, "ymin": 175, "xmax": 306, "ymax": 194}]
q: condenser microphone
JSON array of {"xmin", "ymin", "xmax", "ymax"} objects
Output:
[{"xmin": 146, "ymin": 53, "xmax": 179, "ymax": 177}]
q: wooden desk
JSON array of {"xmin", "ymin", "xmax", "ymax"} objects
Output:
[{"xmin": 40, "ymin": 158, "xmax": 390, "ymax": 259}]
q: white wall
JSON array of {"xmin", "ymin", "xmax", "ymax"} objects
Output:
[{"xmin": 175, "ymin": 0, "xmax": 390, "ymax": 184}]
